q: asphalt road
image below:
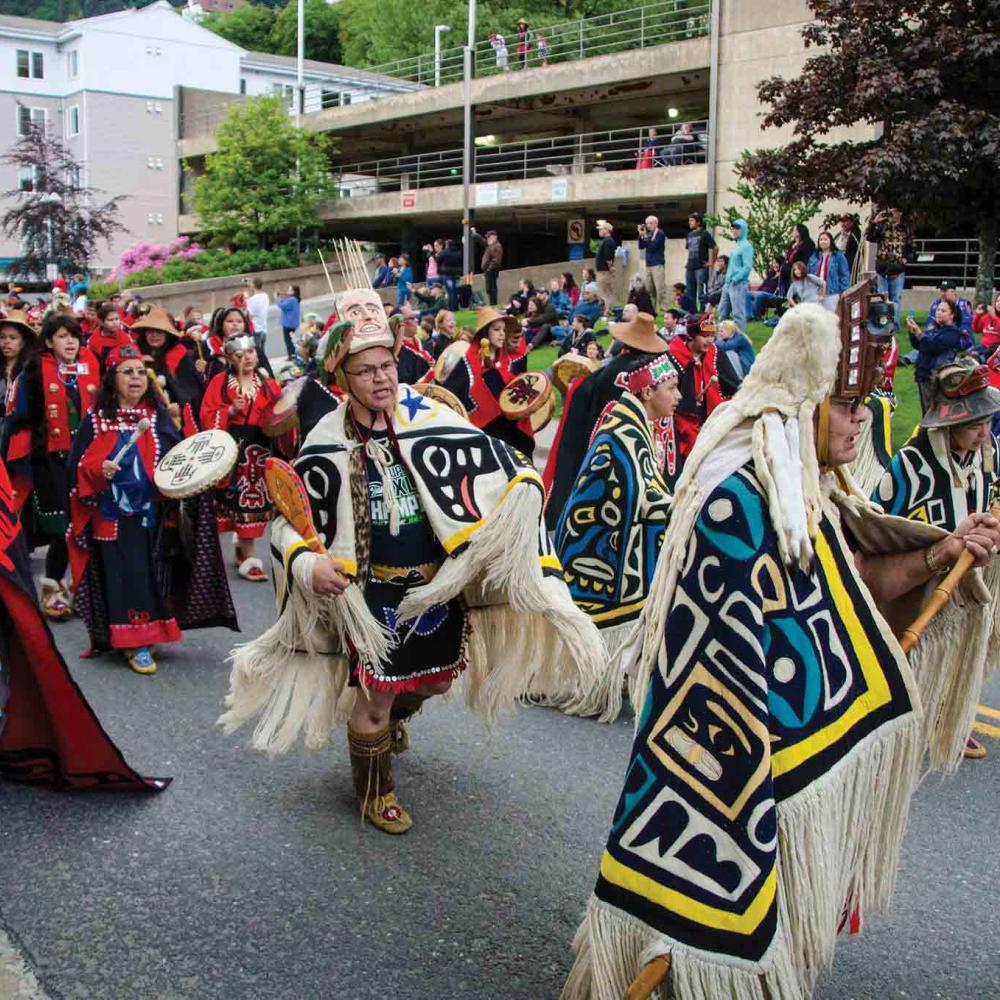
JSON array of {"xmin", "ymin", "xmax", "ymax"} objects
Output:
[{"xmin": 2, "ymin": 546, "xmax": 1000, "ymax": 1000}]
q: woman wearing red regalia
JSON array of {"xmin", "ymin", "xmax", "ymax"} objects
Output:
[
  {"xmin": 436, "ymin": 306, "xmax": 535, "ymax": 459},
  {"xmin": 200, "ymin": 333, "xmax": 280, "ymax": 581},
  {"xmin": 4, "ymin": 313, "xmax": 99, "ymax": 618},
  {"xmin": 84, "ymin": 302, "xmax": 135, "ymax": 368}
]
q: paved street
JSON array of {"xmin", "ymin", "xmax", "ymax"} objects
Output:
[{"xmin": 1, "ymin": 545, "xmax": 1000, "ymax": 999}]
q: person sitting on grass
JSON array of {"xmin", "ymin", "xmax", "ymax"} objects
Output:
[
  {"xmin": 748, "ymin": 257, "xmax": 784, "ymax": 320},
  {"xmin": 558, "ymin": 313, "xmax": 597, "ymax": 357},
  {"xmin": 672, "ymin": 282, "xmax": 697, "ymax": 314},
  {"xmin": 715, "ymin": 318, "xmax": 756, "ymax": 380},
  {"xmin": 549, "ymin": 278, "xmax": 572, "ymax": 317},
  {"xmin": 660, "ymin": 309, "xmax": 684, "ymax": 341},
  {"xmin": 506, "ymin": 279, "xmax": 535, "ymax": 317},
  {"xmin": 525, "ymin": 291, "xmax": 562, "ymax": 351},
  {"xmin": 627, "ymin": 275, "xmax": 655, "ymax": 316},
  {"xmin": 703, "ymin": 255, "xmax": 727, "ymax": 307}
]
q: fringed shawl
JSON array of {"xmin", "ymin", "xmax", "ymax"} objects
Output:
[
  {"xmin": 553, "ymin": 392, "xmax": 671, "ymax": 721},
  {"xmin": 219, "ymin": 384, "xmax": 602, "ymax": 754}
]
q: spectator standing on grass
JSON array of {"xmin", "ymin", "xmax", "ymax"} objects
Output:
[
  {"xmin": 515, "ymin": 18, "xmax": 532, "ymax": 70},
  {"xmin": 473, "ymin": 228, "xmax": 503, "ymax": 306},
  {"xmin": 276, "ymin": 285, "xmax": 301, "ymax": 359},
  {"xmin": 684, "ymin": 212, "xmax": 716, "ymax": 311},
  {"xmin": 717, "ymin": 219, "xmax": 753, "ymax": 332},
  {"xmin": 489, "ymin": 31, "xmax": 509, "ymax": 72},
  {"xmin": 778, "ymin": 224, "xmax": 815, "ymax": 292},
  {"xmin": 836, "ymin": 214, "xmax": 862, "ymax": 281},
  {"xmin": 865, "ymin": 207, "xmax": 913, "ymax": 327},
  {"xmin": 926, "ymin": 280, "xmax": 973, "ymax": 334},
  {"xmin": 437, "ymin": 238, "xmax": 464, "ymax": 310},
  {"xmin": 246, "ymin": 277, "xmax": 269, "ymax": 355},
  {"xmin": 907, "ymin": 298, "xmax": 970, "ymax": 413},
  {"xmin": 638, "ymin": 215, "xmax": 667, "ymax": 315},
  {"xmin": 808, "ymin": 231, "xmax": 850, "ymax": 312},
  {"xmin": 595, "ymin": 220, "xmax": 616, "ymax": 316},
  {"xmin": 395, "ymin": 253, "xmax": 413, "ymax": 308}
]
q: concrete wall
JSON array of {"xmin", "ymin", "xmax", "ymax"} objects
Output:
[{"xmin": 119, "ymin": 262, "xmax": 345, "ymax": 316}]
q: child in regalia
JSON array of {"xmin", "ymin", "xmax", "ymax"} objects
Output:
[
  {"xmin": 4, "ymin": 313, "xmax": 99, "ymax": 618},
  {"xmin": 66, "ymin": 344, "xmax": 182, "ymax": 674},
  {"xmin": 200, "ymin": 334, "xmax": 280, "ymax": 581}
]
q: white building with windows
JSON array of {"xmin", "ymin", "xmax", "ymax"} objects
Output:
[{"xmin": 0, "ymin": 1, "xmax": 413, "ymax": 269}]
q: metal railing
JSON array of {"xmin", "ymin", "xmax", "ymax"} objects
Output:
[
  {"xmin": 336, "ymin": 0, "xmax": 711, "ymax": 92},
  {"xmin": 332, "ymin": 120, "xmax": 707, "ymax": 198},
  {"xmin": 179, "ymin": 1, "xmax": 710, "ymax": 137},
  {"xmin": 907, "ymin": 237, "xmax": 999, "ymax": 291}
]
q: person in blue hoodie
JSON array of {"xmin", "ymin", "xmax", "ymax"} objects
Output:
[
  {"xmin": 276, "ymin": 284, "xmax": 301, "ymax": 358},
  {"xmin": 718, "ymin": 218, "xmax": 753, "ymax": 332},
  {"xmin": 715, "ymin": 318, "xmax": 755, "ymax": 380}
]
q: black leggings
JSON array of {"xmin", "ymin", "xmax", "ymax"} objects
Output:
[{"xmin": 45, "ymin": 536, "xmax": 68, "ymax": 582}]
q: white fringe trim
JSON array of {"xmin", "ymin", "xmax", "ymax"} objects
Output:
[{"xmin": 562, "ymin": 712, "xmax": 922, "ymax": 1000}]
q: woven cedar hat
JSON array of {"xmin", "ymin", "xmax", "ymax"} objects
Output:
[
  {"xmin": 474, "ymin": 306, "xmax": 518, "ymax": 339},
  {"xmin": 0, "ymin": 309, "xmax": 37, "ymax": 338},
  {"xmin": 609, "ymin": 312, "xmax": 666, "ymax": 354},
  {"xmin": 131, "ymin": 305, "xmax": 179, "ymax": 338},
  {"xmin": 921, "ymin": 357, "xmax": 1000, "ymax": 429}
]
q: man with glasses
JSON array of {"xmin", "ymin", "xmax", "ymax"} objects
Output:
[{"xmin": 222, "ymin": 274, "xmax": 601, "ymax": 837}]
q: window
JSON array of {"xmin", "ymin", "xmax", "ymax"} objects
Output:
[
  {"xmin": 17, "ymin": 106, "xmax": 46, "ymax": 136},
  {"xmin": 16, "ymin": 49, "xmax": 44, "ymax": 79},
  {"xmin": 271, "ymin": 82, "xmax": 294, "ymax": 106},
  {"xmin": 67, "ymin": 165, "xmax": 82, "ymax": 190},
  {"xmin": 17, "ymin": 166, "xmax": 37, "ymax": 192},
  {"xmin": 239, "ymin": 78, "xmax": 246, "ymax": 95},
  {"xmin": 68, "ymin": 105, "xmax": 80, "ymax": 137},
  {"xmin": 68, "ymin": 50, "xmax": 78, "ymax": 79},
  {"xmin": 321, "ymin": 90, "xmax": 342, "ymax": 109}
]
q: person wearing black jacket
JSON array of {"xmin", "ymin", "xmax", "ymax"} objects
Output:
[
  {"xmin": 684, "ymin": 212, "xmax": 717, "ymax": 310},
  {"xmin": 836, "ymin": 215, "xmax": 862, "ymax": 282},
  {"xmin": 526, "ymin": 292, "xmax": 562, "ymax": 350},
  {"xmin": 437, "ymin": 238, "xmax": 464, "ymax": 311},
  {"xmin": 595, "ymin": 220, "xmax": 617, "ymax": 316},
  {"xmin": 778, "ymin": 224, "xmax": 815, "ymax": 292}
]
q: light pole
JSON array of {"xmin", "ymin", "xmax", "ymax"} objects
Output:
[
  {"xmin": 40, "ymin": 190, "xmax": 62, "ymax": 282},
  {"xmin": 434, "ymin": 24, "xmax": 451, "ymax": 88},
  {"xmin": 461, "ymin": 0, "xmax": 477, "ymax": 280}
]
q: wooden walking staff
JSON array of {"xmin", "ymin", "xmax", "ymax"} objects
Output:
[
  {"xmin": 625, "ymin": 955, "xmax": 671, "ymax": 1000},
  {"xmin": 899, "ymin": 499, "xmax": 1000, "ymax": 653}
]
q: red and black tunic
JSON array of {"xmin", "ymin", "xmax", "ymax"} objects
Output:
[{"xmin": 200, "ymin": 370, "xmax": 280, "ymax": 540}]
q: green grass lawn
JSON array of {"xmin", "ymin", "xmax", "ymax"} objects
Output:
[{"xmin": 453, "ymin": 309, "xmax": 922, "ymax": 452}]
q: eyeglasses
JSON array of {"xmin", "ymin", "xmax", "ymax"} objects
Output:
[
  {"xmin": 343, "ymin": 360, "xmax": 397, "ymax": 381},
  {"xmin": 117, "ymin": 367, "xmax": 147, "ymax": 377}
]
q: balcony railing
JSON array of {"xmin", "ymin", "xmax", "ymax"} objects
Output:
[
  {"xmin": 332, "ymin": 120, "xmax": 708, "ymax": 197},
  {"xmin": 907, "ymin": 237, "xmax": 999, "ymax": 290},
  {"xmin": 320, "ymin": 0, "xmax": 711, "ymax": 94}
]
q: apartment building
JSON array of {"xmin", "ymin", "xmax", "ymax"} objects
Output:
[{"xmin": 0, "ymin": 1, "xmax": 416, "ymax": 270}]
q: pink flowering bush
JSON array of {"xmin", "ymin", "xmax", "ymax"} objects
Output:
[{"xmin": 111, "ymin": 236, "xmax": 203, "ymax": 278}]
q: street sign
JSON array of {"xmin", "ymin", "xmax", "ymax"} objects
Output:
[
  {"xmin": 551, "ymin": 177, "xmax": 568, "ymax": 202},
  {"xmin": 567, "ymin": 219, "xmax": 586, "ymax": 244},
  {"xmin": 401, "ymin": 189, "xmax": 417, "ymax": 209},
  {"xmin": 477, "ymin": 183, "xmax": 498, "ymax": 207}
]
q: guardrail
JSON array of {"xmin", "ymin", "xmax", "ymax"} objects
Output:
[
  {"xmin": 332, "ymin": 120, "xmax": 708, "ymax": 197},
  {"xmin": 179, "ymin": 1, "xmax": 710, "ymax": 138},
  {"xmin": 327, "ymin": 0, "xmax": 711, "ymax": 93},
  {"xmin": 907, "ymin": 237, "xmax": 998, "ymax": 292}
]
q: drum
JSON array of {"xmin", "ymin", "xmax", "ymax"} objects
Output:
[
  {"xmin": 154, "ymin": 429, "xmax": 238, "ymax": 499},
  {"xmin": 411, "ymin": 382, "xmax": 469, "ymax": 420},
  {"xmin": 263, "ymin": 377, "xmax": 305, "ymax": 439},
  {"xmin": 499, "ymin": 370, "xmax": 553, "ymax": 422},
  {"xmin": 551, "ymin": 353, "xmax": 599, "ymax": 395},
  {"xmin": 529, "ymin": 392, "xmax": 556, "ymax": 433},
  {"xmin": 434, "ymin": 340, "xmax": 470, "ymax": 384}
]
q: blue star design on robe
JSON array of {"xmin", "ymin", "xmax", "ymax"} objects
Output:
[{"xmin": 399, "ymin": 387, "xmax": 431, "ymax": 422}]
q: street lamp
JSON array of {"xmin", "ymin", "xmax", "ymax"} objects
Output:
[
  {"xmin": 39, "ymin": 190, "xmax": 62, "ymax": 281},
  {"xmin": 434, "ymin": 24, "xmax": 451, "ymax": 88}
]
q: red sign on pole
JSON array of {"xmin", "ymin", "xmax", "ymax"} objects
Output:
[{"xmin": 401, "ymin": 189, "xmax": 417, "ymax": 209}]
